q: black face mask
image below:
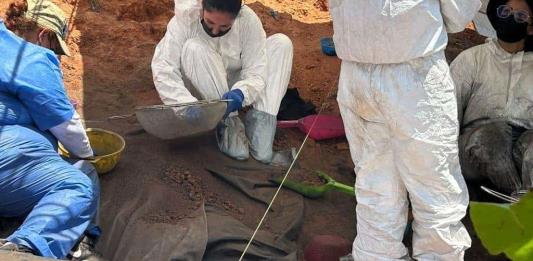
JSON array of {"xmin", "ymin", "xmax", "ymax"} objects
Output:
[
  {"xmin": 495, "ymin": 16, "xmax": 529, "ymax": 43},
  {"xmin": 201, "ymin": 19, "xmax": 231, "ymax": 38}
]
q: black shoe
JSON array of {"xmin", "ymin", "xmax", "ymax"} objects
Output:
[
  {"xmin": 0, "ymin": 239, "xmax": 35, "ymax": 254},
  {"xmin": 68, "ymin": 236, "xmax": 107, "ymax": 261}
]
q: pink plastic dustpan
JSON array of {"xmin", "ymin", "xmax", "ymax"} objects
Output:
[{"xmin": 277, "ymin": 115, "xmax": 345, "ymax": 141}]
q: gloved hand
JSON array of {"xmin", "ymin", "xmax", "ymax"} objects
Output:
[
  {"xmin": 185, "ymin": 106, "xmax": 202, "ymax": 121},
  {"xmin": 222, "ymin": 89, "xmax": 244, "ymax": 118}
]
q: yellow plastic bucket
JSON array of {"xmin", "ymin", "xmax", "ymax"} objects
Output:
[{"xmin": 59, "ymin": 128, "xmax": 125, "ymax": 174}]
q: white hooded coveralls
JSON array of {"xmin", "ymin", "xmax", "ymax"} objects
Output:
[
  {"xmin": 152, "ymin": 0, "xmax": 292, "ymax": 116},
  {"xmin": 452, "ymin": 39, "xmax": 533, "ymax": 130},
  {"xmin": 152, "ymin": 0, "xmax": 293, "ymax": 162},
  {"xmin": 328, "ymin": 0, "xmax": 481, "ymax": 260},
  {"xmin": 451, "ymin": 39, "xmax": 533, "ymax": 194}
]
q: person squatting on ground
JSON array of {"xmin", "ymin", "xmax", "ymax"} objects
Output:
[
  {"xmin": 152, "ymin": 0, "xmax": 293, "ymax": 164},
  {"xmin": 0, "ymin": 0, "xmax": 103, "ymax": 259},
  {"xmin": 452, "ymin": 0, "xmax": 533, "ymax": 197},
  {"xmin": 328, "ymin": 0, "xmax": 481, "ymax": 260}
]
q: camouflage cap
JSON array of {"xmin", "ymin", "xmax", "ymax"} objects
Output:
[{"xmin": 24, "ymin": 0, "xmax": 70, "ymax": 56}]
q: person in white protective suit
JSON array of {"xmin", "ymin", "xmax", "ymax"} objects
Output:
[
  {"xmin": 451, "ymin": 0, "xmax": 533, "ymax": 197},
  {"xmin": 328, "ymin": 0, "xmax": 481, "ymax": 260},
  {"xmin": 151, "ymin": 0, "xmax": 293, "ymax": 164}
]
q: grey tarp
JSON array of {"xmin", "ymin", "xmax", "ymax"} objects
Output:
[
  {"xmin": 98, "ymin": 166, "xmax": 303, "ymax": 261},
  {"xmin": 93, "ymin": 133, "xmax": 304, "ymax": 261},
  {"xmin": 1, "ymin": 132, "xmax": 304, "ymax": 261}
]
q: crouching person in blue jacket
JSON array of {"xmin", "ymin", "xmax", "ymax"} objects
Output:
[{"xmin": 0, "ymin": 1, "xmax": 104, "ymax": 260}]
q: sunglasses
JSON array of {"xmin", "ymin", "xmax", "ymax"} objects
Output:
[{"xmin": 497, "ymin": 5, "xmax": 532, "ymax": 24}]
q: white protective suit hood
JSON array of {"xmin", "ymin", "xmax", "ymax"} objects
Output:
[
  {"xmin": 174, "ymin": 0, "xmax": 201, "ymax": 25},
  {"xmin": 473, "ymin": 0, "xmax": 498, "ymax": 38}
]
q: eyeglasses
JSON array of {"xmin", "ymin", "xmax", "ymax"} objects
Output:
[{"xmin": 497, "ymin": 5, "xmax": 532, "ymax": 24}]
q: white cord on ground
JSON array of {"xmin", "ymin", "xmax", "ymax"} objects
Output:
[{"xmin": 239, "ymin": 80, "xmax": 338, "ymax": 260}]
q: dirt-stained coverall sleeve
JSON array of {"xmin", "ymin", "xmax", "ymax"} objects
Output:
[
  {"xmin": 152, "ymin": 16, "xmax": 198, "ymax": 105},
  {"xmin": 440, "ymin": 0, "xmax": 482, "ymax": 33},
  {"xmin": 450, "ymin": 51, "xmax": 476, "ymax": 125}
]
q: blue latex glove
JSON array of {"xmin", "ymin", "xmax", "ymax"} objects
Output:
[
  {"xmin": 222, "ymin": 89, "xmax": 244, "ymax": 117},
  {"xmin": 185, "ymin": 106, "xmax": 202, "ymax": 121}
]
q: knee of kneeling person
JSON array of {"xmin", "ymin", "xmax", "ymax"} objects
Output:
[
  {"xmin": 268, "ymin": 33, "xmax": 293, "ymax": 54},
  {"xmin": 464, "ymin": 122, "xmax": 511, "ymax": 162},
  {"xmin": 182, "ymin": 38, "xmax": 211, "ymax": 57},
  {"xmin": 64, "ymin": 174, "xmax": 98, "ymax": 204},
  {"xmin": 519, "ymin": 147, "xmax": 533, "ymax": 171}
]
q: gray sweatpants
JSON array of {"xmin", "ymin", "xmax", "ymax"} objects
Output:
[{"xmin": 459, "ymin": 121, "xmax": 533, "ymax": 195}]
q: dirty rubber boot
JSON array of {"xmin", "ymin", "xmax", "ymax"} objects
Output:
[
  {"xmin": 0, "ymin": 239, "xmax": 35, "ymax": 254},
  {"xmin": 68, "ymin": 236, "xmax": 107, "ymax": 261},
  {"xmin": 216, "ymin": 115, "xmax": 249, "ymax": 160},
  {"xmin": 244, "ymin": 109, "xmax": 277, "ymax": 164}
]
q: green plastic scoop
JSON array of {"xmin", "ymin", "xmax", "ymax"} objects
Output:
[{"xmin": 270, "ymin": 171, "xmax": 355, "ymax": 199}]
